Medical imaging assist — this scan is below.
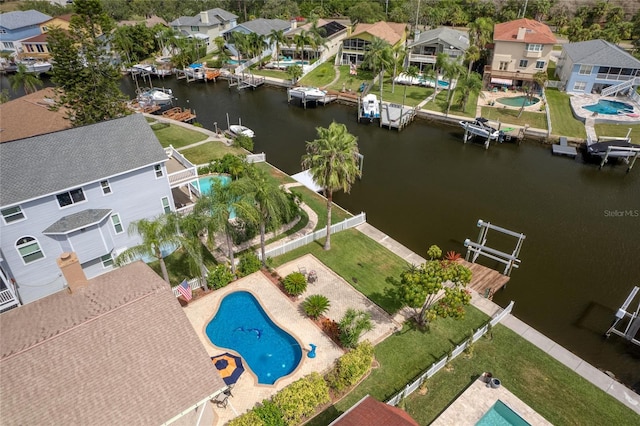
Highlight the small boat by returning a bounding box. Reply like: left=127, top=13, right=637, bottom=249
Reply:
left=289, top=86, right=327, bottom=101
left=229, top=125, right=255, bottom=138
left=16, top=58, right=52, bottom=74
left=361, top=93, right=380, bottom=119
left=137, top=87, right=174, bottom=105
left=183, top=63, right=205, bottom=80
left=459, top=117, right=504, bottom=140
left=586, top=140, right=636, bottom=158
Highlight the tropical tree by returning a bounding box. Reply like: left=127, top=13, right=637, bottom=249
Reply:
left=247, top=32, right=265, bottom=58
left=268, top=29, right=287, bottom=68
left=464, top=45, right=481, bottom=76
left=10, top=64, right=43, bottom=94
left=287, top=64, right=303, bottom=83
left=441, top=59, right=465, bottom=115
left=115, top=214, right=180, bottom=284
left=517, top=70, right=548, bottom=118
left=362, top=36, right=391, bottom=81
left=301, top=122, right=361, bottom=251
left=455, top=71, right=483, bottom=113
left=338, top=308, right=373, bottom=348
left=403, top=65, right=420, bottom=105
left=293, top=30, right=311, bottom=61
left=168, top=212, right=209, bottom=289
left=233, top=32, right=251, bottom=62
left=389, top=42, right=406, bottom=94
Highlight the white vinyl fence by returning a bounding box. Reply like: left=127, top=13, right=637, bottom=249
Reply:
left=171, top=277, right=203, bottom=298
left=385, top=301, right=515, bottom=406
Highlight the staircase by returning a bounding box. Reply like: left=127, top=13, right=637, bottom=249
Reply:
left=601, top=77, right=640, bottom=97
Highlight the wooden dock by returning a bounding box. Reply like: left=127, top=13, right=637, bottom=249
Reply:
left=228, top=73, right=265, bottom=90
left=552, top=136, right=578, bottom=158
left=161, top=107, right=196, bottom=123
left=458, top=259, right=510, bottom=299
left=380, top=103, right=416, bottom=130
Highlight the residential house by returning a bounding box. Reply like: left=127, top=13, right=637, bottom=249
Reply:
left=329, top=395, right=420, bottom=426
left=170, top=8, right=238, bottom=53
left=485, top=18, right=556, bottom=88
left=0, top=10, right=51, bottom=55
left=281, top=19, right=349, bottom=63
left=0, top=260, right=227, bottom=424
left=555, top=39, right=640, bottom=96
left=407, top=27, right=469, bottom=72
left=18, top=14, right=72, bottom=61
left=340, top=21, right=407, bottom=66
left=223, top=18, right=291, bottom=59
left=0, top=114, right=199, bottom=307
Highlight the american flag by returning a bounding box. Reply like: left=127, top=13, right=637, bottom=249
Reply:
left=177, top=279, right=192, bottom=301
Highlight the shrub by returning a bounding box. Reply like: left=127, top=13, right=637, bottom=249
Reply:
left=237, top=252, right=262, bottom=277
left=302, top=294, right=330, bottom=320
left=427, top=244, right=442, bottom=260
left=327, top=341, right=374, bottom=392
left=228, top=410, right=264, bottom=426
left=272, top=372, right=330, bottom=425
left=338, top=308, right=374, bottom=349
left=253, top=400, right=285, bottom=426
left=192, top=122, right=203, bottom=127
left=282, top=272, right=307, bottom=296
left=207, top=264, right=235, bottom=289
left=234, top=134, right=254, bottom=151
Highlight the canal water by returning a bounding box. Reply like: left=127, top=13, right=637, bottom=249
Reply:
left=3, top=74, right=639, bottom=390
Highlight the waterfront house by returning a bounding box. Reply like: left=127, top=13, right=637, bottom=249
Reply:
left=555, top=39, right=640, bottom=95
left=169, top=8, right=238, bottom=53
left=222, top=18, right=291, bottom=60
left=484, top=18, right=556, bottom=88
left=407, top=27, right=469, bottom=72
left=0, top=260, right=226, bottom=424
left=17, top=14, right=71, bottom=61
left=0, top=114, right=199, bottom=307
left=340, top=21, right=407, bottom=66
left=0, top=10, right=51, bottom=56
left=281, top=19, right=349, bottom=63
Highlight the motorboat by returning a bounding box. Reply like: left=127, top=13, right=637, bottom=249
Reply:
left=16, top=58, right=52, bottom=74
left=586, top=140, right=637, bottom=158
left=288, top=86, right=327, bottom=101
left=229, top=125, right=255, bottom=138
left=459, top=117, right=504, bottom=140
left=130, top=63, right=172, bottom=77
left=137, top=87, right=174, bottom=106
left=183, top=63, right=205, bottom=80
left=361, top=93, right=380, bottom=119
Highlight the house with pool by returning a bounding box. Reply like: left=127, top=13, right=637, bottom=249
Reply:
left=280, top=19, right=349, bottom=65
left=406, top=27, right=469, bottom=73
left=169, top=8, right=238, bottom=54
left=339, top=21, right=407, bottom=66
left=0, top=114, right=200, bottom=308
left=222, top=18, right=291, bottom=61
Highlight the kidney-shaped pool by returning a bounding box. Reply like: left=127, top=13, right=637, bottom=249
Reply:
left=206, top=291, right=303, bottom=385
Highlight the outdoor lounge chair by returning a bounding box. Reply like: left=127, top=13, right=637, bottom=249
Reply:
left=298, top=266, right=307, bottom=277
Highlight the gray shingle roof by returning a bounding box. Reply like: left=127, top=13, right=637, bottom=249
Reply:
left=237, top=18, right=290, bottom=36
left=0, top=114, right=167, bottom=207
left=43, top=208, right=112, bottom=234
left=562, top=39, right=640, bottom=69
left=0, top=10, right=51, bottom=30
left=409, top=27, right=469, bottom=50
left=169, top=7, right=237, bottom=27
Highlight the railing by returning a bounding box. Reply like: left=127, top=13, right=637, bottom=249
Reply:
left=0, top=289, right=20, bottom=312
left=236, top=49, right=272, bottom=75
left=385, top=301, right=515, bottom=406
left=167, top=145, right=197, bottom=170
left=596, top=74, right=636, bottom=82
left=171, top=277, right=203, bottom=297
left=301, top=59, right=324, bottom=77
left=524, top=50, right=542, bottom=58
left=168, top=169, right=197, bottom=185
left=601, top=77, right=640, bottom=97
left=246, top=153, right=266, bottom=163
left=408, top=53, right=437, bottom=63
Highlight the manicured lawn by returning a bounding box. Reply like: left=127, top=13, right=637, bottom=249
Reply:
left=151, top=123, right=208, bottom=149
left=179, top=142, right=247, bottom=165
left=287, top=186, right=352, bottom=230
left=255, top=162, right=297, bottom=184
left=250, top=67, right=292, bottom=80
left=545, top=88, right=587, bottom=138
left=299, top=61, right=336, bottom=88
left=326, top=65, right=374, bottom=93
left=370, top=79, right=434, bottom=107
left=421, top=89, right=479, bottom=118
left=480, top=107, right=548, bottom=129
left=148, top=245, right=217, bottom=286
left=546, top=61, right=558, bottom=81
left=594, top=123, right=640, bottom=144
left=271, top=229, right=408, bottom=314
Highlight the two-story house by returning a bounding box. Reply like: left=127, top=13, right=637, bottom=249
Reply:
left=0, top=10, right=51, bottom=55
left=222, top=18, right=291, bottom=60
left=0, top=114, right=200, bottom=307
left=281, top=19, right=349, bottom=63
left=407, top=27, right=469, bottom=72
left=340, top=21, right=407, bottom=66
left=485, top=18, right=556, bottom=89
left=17, top=14, right=72, bottom=61
left=169, top=8, right=238, bottom=53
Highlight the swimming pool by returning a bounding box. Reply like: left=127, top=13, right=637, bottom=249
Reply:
left=198, top=175, right=231, bottom=194
left=496, top=96, right=540, bottom=107
left=583, top=99, right=634, bottom=115
left=206, top=291, right=303, bottom=385
left=476, top=400, right=531, bottom=426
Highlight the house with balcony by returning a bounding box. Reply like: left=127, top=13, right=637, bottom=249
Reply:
left=340, top=21, right=407, bottom=66
left=0, top=10, right=51, bottom=55
left=169, top=8, right=238, bottom=53
left=222, top=18, right=291, bottom=61
left=0, top=113, right=200, bottom=307
left=555, top=39, right=640, bottom=96
left=407, top=27, right=469, bottom=72
left=281, top=19, right=349, bottom=63
left=484, top=18, right=556, bottom=89
left=17, top=14, right=72, bottom=61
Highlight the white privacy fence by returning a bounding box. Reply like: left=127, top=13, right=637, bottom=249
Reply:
left=171, top=277, right=203, bottom=298
left=385, top=301, right=515, bottom=406
left=246, top=152, right=266, bottom=163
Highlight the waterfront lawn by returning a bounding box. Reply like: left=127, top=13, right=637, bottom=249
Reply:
left=148, top=245, right=217, bottom=286
left=479, top=107, right=548, bottom=129
left=420, top=89, right=479, bottom=118
left=288, top=186, right=352, bottom=229
left=594, top=123, right=640, bottom=143
left=299, top=61, right=336, bottom=88
left=404, top=325, right=638, bottom=426
left=271, top=229, right=407, bottom=314
left=180, top=142, right=247, bottom=165
left=152, top=123, right=208, bottom=149
left=250, top=67, right=290, bottom=80
left=545, top=88, right=587, bottom=138
left=255, top=162, right=297, bottom=184
left=326, top=66, right=374, bottom=93
left=369, top=80, right=434, bottom=107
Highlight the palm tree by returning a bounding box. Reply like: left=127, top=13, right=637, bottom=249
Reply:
left=293, top=30, right=311, bottom=61
left=301, top=122, right=361, bottom=251
left=442, top=59, right=465, bottom=116
left=247, top=32, right=265, bottom=59
left=10, top=64, right=43, bottom=94
left=518, top=70, right=548, bottom=118
left=168, top=212, right=209, bottom=289
left=389, top=43, right=406, bottom=94
left=115, top=214, right=180, bottom=284
left=455, top=71, right=483, bottom=113
left=403, top=66, right=420, bottom=105
left=287, top=64, right=303, bottom=84
left=233, top=32, right=250, bottom=62
left=464, top=45, right=480, bottom=76
left=362, top=36, right=391, bottom=81
left=268, top=29, right=287, bottom=68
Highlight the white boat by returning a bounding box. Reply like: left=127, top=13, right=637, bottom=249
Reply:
left=289, top=86, right=327, bottom=101
left=130, top=63, right=172, bottom=77
left=361, top=93, right=380, bottom=119
left=459, top=117, right=503, bottom=140
left=137, top=87, right=173, bottom=105
left=183, top=63, right=205, bottom=80
left=17, top=58, right=52, bottom=74
left=229, top=125, right=255, bottom=138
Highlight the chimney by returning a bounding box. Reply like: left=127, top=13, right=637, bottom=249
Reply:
left=290, top=19, right=297, bottom=30
left=57, top=252, right=88, bottom=293
left=516, top=27, right=527, bottom=40
left=200, top=11, right=209, bottom=25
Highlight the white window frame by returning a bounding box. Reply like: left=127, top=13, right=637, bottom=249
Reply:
left=154, top=164, right=164, bottom=178
left=111, top=214, right=124, bottom=234
left=101, top=253, right=114, bottom=268
left=526, top=43, right=543, bottom=52
left=16, top=236, right=45, bottom=265
left=1, top=205, right=26, bottom=224
left=100, top=180, right=112, bottom=195
left=578, top=65, right=593, bottom=75
left=57, top=188, right=86, bottom=208
left=161, top=196, right=171, bottom=214
left=518, top=59, right=528, bottom=68
left=3, top=41, right=14, bottom=49
left=535, top=60, right=545, bottom=69
left=573, top=81, right=587, bottom=91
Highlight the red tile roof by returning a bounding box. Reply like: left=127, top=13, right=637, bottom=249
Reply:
left=330, top=395, right=420, bottom=426
left=493, top=18, right=556, bottom=44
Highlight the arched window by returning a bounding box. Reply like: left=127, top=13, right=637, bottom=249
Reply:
left=16, top=236, right=44, bottom=264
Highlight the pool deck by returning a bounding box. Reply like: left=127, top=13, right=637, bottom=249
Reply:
left=569, top=94, right=640, bottom=124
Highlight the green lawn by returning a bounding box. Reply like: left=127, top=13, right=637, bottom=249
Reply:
left=325, top=65, right=374, bottom=93
left=480, top=107, right=548, bottom=129
left=148, top=245, right=217, bottom=286
left=272, top=229, right=408, bottom=314
left=250, top=67, right=292, bottom=80
left=255, top=162, right=297, bottom=185
left=594, top=123, right=640, bottom=143
left=179, top=142, right=247, bottom=165
left=370, top=79, right=434, bottom=107
left=299, top=61, right=337, bottom=88
left=151, top=123, right=208, bottom=149
left=421, top=89, right=479, bottom=118
left=545, top=88, right=587, bottom=138
left=287, top=186, right=352, bottom=230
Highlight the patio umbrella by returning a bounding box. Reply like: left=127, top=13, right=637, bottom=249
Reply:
left=211, top=353, right=245, bottom=386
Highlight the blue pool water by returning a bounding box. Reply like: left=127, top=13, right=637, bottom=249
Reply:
left=476, top=400, right=531, bottom=426
left=206, top=291, right=303, bottom=385
left=583, top=99, right=634, bottom=115
left=198, top=175, right=231, bottom=194
left=497, top=96, right=540, bottom=107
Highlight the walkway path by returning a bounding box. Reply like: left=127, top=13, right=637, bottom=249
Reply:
left=355, top=222, right=640, bottom=414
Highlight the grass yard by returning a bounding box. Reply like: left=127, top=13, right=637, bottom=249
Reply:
left=594, top=123, right=640, bottom=143
left=421, top=89, right=479, bottom=118
left=370, top=79, right=434, bottom=107
left=180, top=142, right=247, bottom=165
left=326, top=65, right=374, bottom=93
left=254, top=162, right=297, bottom=184
left=250, top=67, right=292, bottom=80
left=272, top=229, right=408, bottom=314
left=299, top=61, right=337, bottom=88
left=148, top=245, right=217, bottom=286
left=151, top=123, right=208, bottom=149
left=287, top=186, right=352, bottom=230
left=545, top=88, right=587, bottom=138
left=480, top=107, right=548, bottom=129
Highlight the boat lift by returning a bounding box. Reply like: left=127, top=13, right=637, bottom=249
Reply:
left=464, top=219, right=525, bottom=277
left=605, top=286, right=640, bottom=346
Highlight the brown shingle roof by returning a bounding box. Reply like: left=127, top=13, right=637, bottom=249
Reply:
left=0, top=262, right=225, bottom=425
left=330, top=395, right=420, bottom=426
left=351, top=21, right=406, bottom=45
left=493, top=18, right=556, bottom=44
left=0, top=88, right=71, bottom=143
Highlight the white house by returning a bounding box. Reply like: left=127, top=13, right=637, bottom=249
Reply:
left=169, top=8, right=238, bottom=53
